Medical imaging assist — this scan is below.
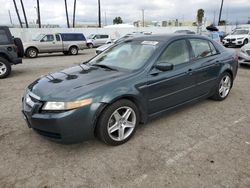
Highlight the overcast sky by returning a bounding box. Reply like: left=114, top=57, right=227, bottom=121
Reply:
left=1, top=0, right=249, bottom=26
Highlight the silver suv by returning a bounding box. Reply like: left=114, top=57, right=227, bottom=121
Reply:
left=86, top=34, right=112, bottom=48
left=24, top=33, right=87, bottom=58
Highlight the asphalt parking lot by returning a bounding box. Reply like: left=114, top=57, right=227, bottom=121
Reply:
left=0, top=49, right=250, bottom=188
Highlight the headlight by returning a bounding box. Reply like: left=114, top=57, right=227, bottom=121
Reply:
left=43, top=98, right=92, bottom=111
left=237, top=37, right=244, bottom=40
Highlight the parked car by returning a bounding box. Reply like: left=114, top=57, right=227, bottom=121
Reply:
left=174, top=30, right=195, bottom=34
left=238, top=43, right=250, bottom=65
left=222, top=29, right=250, bottom=47
left=96, top=32, right=152, bottom=54
left=22, top=34, right=238, bottom=145
left=0, top=26, right=23, bottom=79
left=86, top=34, right=112, bottom=48
left=24, top=33, right=86, bottom=58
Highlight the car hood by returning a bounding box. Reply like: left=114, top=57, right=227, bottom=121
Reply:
left=224, top=34, right=248, bottom=39
left=28, top=64, right=127, bottom=101
left=96, top=43, right=113, bottom=51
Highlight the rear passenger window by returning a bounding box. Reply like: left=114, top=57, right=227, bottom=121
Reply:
left=157, top=40, right=190, bottom=66
left=189, top=39, right=217, bottom=60
left=0, top=29, right=9, bottom=44
left=55, top=34, right=60, bottom=41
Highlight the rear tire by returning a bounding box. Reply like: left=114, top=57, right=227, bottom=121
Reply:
left=26, top=47, right=38, bottom=58
left=96, top=99, right=139, bottom=146
left=69, top=46, right=78, bottom=55
left=0, top=57, right=11, bottom=79
left=243, top=39, right=248, bottom=46
left=211, top=72, right=232, bottom=101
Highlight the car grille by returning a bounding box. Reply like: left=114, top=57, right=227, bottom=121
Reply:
left=34, top=128, right=62, bottom=139
left=227, top=38, right=236, bottom=42
left=246, top=50, right=250, bottom=56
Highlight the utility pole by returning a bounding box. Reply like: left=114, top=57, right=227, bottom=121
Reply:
left=98, top=0, right=101, bottom=27
left=64, top=0, right=70, bottom=28
left=37, top=0, right=41, bottom=28
left=142, top=9, right=144, bottom=27
left=8, top=10, right=13, bottom=25
left=20, top=0, right=28, bottom=28
left=13, top=0, right=23, bottom=28
left=218, top=0, right=224, bottom=25
left=73, top=0, right=76, bottom=28
left=105, top=11, right=107, bottom=26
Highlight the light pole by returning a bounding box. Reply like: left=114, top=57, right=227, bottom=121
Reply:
left=142, top=9, right=144, bottom=27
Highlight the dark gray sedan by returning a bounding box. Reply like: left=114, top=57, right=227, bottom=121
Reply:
left=22, top=34, right=238, bottom=145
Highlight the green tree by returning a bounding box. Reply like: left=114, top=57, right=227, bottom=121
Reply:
left=113, top=17, right=123, bottom=24
left=197, top=9, right=204, bottom=26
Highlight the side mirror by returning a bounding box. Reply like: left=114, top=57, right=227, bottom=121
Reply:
left=155, top=63, right=173, bottom=72
left=40, top=39, right=44, bottom=42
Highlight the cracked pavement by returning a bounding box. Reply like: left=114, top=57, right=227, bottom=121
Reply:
left=0, top=49, right=249, bottom=188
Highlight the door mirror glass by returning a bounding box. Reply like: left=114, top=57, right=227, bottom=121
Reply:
left=155, top=63, right=173, bottom=71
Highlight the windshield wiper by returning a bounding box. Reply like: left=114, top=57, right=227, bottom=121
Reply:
left=91, top=64, right=117, bottom=71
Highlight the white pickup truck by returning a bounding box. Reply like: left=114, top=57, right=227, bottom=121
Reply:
left=24, top=33, right=87, bottom=58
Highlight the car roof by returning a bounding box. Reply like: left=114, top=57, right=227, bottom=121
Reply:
left=132, top=34, right=209, bottom=42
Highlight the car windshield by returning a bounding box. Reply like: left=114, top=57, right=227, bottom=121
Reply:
left=232, top=30, right=249, bottom=35
left=33, top=34, right=45, bottom=41
left=87, top=34, right=95, bottom=39
left=88, top=40, right=160, bottom=71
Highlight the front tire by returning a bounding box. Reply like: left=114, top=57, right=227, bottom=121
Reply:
left=0, top=57, right=11, bottom=79
left=26, top=47, right=38, bottom=58
left=96, top=99, right=139, bottom=146
left=87, top=43, right=94, bottom=48
left=211, top=72, right=232, bottom=101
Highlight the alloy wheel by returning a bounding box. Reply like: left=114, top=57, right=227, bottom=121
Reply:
left=0, top=62, right=7, bottom=76
left=107, top=106, right=136, bottom=141
left=219, top=75, right=231, bottom=98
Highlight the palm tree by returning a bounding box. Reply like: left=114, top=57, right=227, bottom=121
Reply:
left=98, top=0, right=101, bottom=27
left=64, top=0, right=70, bottom=28
left=197, top=9, right=204, bottom=26
left=37, top=0, right=41, bottom=28
left=218, top=0, right=224, bottom=25
left=13, top=0, right=23, bottom=28
left=20, top=0, right=28, bottom=28
left=73, top=0, right=76, bottom=27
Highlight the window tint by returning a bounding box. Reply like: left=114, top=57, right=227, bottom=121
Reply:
left=95, top=35, right=101, bottom=39
left=55, top=34, right=60, bottom=41
left=61, top=34, right=85, bottom=41
left=101, top=35, right=109, bottom=39
left=189, top=39, right=217, bottom=59
left=42, top=35, right=54, bottom=42
left=0, top=29, right=9, bottom=43
left=157, top=40, right=189, bottom=65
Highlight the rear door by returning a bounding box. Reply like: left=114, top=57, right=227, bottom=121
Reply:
left=188, top=38, right=222, bottom=96
left=50, top=34, right=63, bottom=52
left=146, top=39, right=197, bottom=115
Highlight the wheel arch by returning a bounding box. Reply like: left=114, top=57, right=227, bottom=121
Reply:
left=0, top=52, right=11, bottom=62
left=93, top=95, right=148, bottom=135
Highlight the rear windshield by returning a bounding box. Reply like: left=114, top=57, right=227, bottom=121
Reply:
left=0, top=29, right=10, bottom=44
left=61, top=34, right=86, bottom=41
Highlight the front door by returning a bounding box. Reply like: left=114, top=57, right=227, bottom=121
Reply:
left=146, top=39, right=196, bottom=115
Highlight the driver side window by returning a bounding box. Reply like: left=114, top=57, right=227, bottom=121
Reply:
left=156, top=40, right=190, bottom=66
left=41, top=35, right=54, bottom=42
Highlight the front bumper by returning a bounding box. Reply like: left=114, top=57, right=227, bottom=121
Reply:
left=22, top=95, right=102, bottom=144
left=238, top=51, right=250, bottom=65
left=223, top=39, right=244, bottom=46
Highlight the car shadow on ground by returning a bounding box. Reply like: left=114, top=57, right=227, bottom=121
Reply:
left=23, top=51, right=93, bottom=59
left=239, top=64, right=250, bottom=69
